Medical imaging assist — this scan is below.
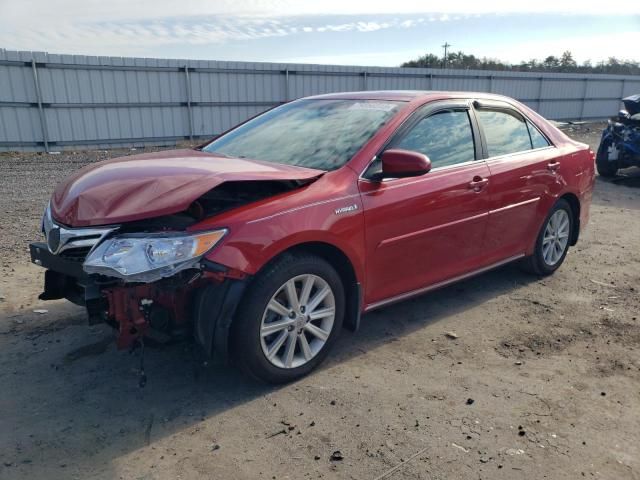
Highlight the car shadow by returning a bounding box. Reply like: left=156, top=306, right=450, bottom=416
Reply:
left=0, top=262, right=539, bottom=479
left=599, top=166, right=640, bottom=189
left=330, top=264, right=537, bottom=368
left=593, top=169, right=640, bottom=212
left=611, top=167, right=640, bottom=188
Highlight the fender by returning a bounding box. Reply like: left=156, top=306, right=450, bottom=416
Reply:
left=193, top=170, right=367, bottom=284
left=213, top=228, right=365, bottom=279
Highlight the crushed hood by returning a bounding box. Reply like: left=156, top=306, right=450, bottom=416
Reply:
left=51, top=149, right=324, bottom=227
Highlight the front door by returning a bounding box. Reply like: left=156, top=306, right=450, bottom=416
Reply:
left=359, top=102, right=491, bottom=307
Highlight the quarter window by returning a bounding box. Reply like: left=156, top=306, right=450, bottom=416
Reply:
left=476, top=109, right=532, bottom=157
left=393, top=110, right=476, bottom=168
left=527, top=120, right=550, bottom=149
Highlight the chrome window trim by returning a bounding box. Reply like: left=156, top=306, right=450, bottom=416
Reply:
left=483, top=145, right=557, bottom=163
left=360, top=144, right=556, bottom=187
left=358, top=158, right=485, bottom=188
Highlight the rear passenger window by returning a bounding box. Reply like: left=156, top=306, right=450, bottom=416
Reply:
left=393, top=110, right=475, bottom=168
left=527, top=120, right=550, bottom=149
left=476, top=109, right=531, bottom=157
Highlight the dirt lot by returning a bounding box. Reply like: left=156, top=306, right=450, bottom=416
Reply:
left=1, top=124, right=639, bottom=480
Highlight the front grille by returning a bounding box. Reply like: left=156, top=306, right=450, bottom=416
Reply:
left=42, top=207, right=117, bottom=259
left=58, top=246, right=92, bottom=263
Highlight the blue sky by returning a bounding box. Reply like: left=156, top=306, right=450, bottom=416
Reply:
left=1, top=0, right=639, bottom=66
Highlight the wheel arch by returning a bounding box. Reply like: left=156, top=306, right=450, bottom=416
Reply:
left=256, top=241, right=362, bottom=332
left=559, top=192, right=580, bottom=245
left=197, top=240, right=363, bottom=364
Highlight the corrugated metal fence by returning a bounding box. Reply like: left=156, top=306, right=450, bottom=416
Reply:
left=1, top=49, right=640, bottom=152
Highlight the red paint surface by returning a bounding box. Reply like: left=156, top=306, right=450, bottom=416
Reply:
left=380, top=149, right=432, bottom=176
left=50, top=149, right=323, bottom=227
left=51, top=91, right=595, bottom=314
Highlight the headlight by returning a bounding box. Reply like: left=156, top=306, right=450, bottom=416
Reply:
left=83, top=229, right=227, bottom=282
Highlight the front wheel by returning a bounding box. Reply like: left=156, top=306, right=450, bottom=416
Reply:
left=520, top=199, right=574, bottom=276
left=231, top=253, right=345, bottom=384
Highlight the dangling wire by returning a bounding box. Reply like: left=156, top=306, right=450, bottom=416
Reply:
left=138, top=336, right=147, bottom=388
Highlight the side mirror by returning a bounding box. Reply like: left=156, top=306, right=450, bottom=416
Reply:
left=380, top=149, right=432, bottom=179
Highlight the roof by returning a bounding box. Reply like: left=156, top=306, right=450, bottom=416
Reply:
left=306, top=90, right=513, bottom=103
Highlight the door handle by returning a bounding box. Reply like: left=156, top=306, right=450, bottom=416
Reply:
left=469, top=176, right=489, bottom=192
left=547, top=161, right=560, bottom=172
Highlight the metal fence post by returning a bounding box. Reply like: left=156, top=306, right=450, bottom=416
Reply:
left=183, top=66, right=194, bottom=141
left=284, top=68, right=289, bottom=102
left=579, top=78, right=588, bottom=120
left=489, top=75, right=494, bottom=93
left=428, top=73, right=433, bottom=90
left=362, top=71, right=367, bottom=90
left=30, top=59, right=49, bottom=152
left=537, top=77, right=544, bottom=113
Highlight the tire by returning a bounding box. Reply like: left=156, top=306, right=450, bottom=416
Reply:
left=596, top=138, right=618, bottom=178
left=231, top=253, right=345, bottom=384
left=520, top=199, right=574, bottom=276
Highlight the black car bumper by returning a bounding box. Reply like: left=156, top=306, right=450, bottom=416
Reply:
left=30, top=242, right=86, bottom=278
left=30, top=242, right=94, bottom=306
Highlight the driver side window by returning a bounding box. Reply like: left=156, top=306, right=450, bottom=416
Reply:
left=393, top=109, right=476, bottom=169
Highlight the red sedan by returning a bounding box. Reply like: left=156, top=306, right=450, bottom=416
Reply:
left=30, top=91, right=595, bottom=383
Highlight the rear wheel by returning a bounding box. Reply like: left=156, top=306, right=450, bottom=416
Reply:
left=521, top=199, right=574, bottom=276
left=231, top=253, right=344, bottom=384
left=596, top=138, right=619, bottom=177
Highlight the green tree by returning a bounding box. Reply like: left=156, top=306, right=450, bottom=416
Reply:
left=400, top=51, right=640, bottom=75
left=542, top=56, right=560, bottom=70
left=560, top=51, right=577, bottom=71
left=401, top=53, right=441, bottom=68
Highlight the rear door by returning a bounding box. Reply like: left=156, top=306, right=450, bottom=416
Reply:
left=359, top=100, right=491, bottom=307
left=473, top=100, right=560, bottom=263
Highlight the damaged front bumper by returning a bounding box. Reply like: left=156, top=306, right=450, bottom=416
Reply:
left=30, top=241, right=249, bottom=361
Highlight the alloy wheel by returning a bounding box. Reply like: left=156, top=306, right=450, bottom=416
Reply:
left=259, top=274, right=336, bottom=369
left=541, top=209, right=570, bottom=266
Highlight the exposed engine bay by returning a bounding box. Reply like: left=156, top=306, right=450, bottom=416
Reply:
left=119, top=179, right=314, bottom=231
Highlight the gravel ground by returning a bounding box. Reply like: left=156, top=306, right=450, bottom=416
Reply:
left=1, top=123, right=639, bottom=479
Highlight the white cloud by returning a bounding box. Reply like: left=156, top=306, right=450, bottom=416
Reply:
left=0, top=13, right=434, bottom=53
left=0, top=0, right=637, bottom=63
left=2, top=0, right=639, bottom=25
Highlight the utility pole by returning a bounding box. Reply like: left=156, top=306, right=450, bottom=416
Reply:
left=442, top=42, right=452, bottom=68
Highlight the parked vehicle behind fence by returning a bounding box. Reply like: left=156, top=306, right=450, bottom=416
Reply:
left=30, top=91, right=595, bottom=383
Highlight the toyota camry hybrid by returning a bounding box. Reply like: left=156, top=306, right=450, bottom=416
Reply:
left=30, top=91, right=595, bottom=383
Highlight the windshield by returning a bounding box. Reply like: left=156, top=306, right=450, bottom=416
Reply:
left=203, top=99, right=403, bottom=171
